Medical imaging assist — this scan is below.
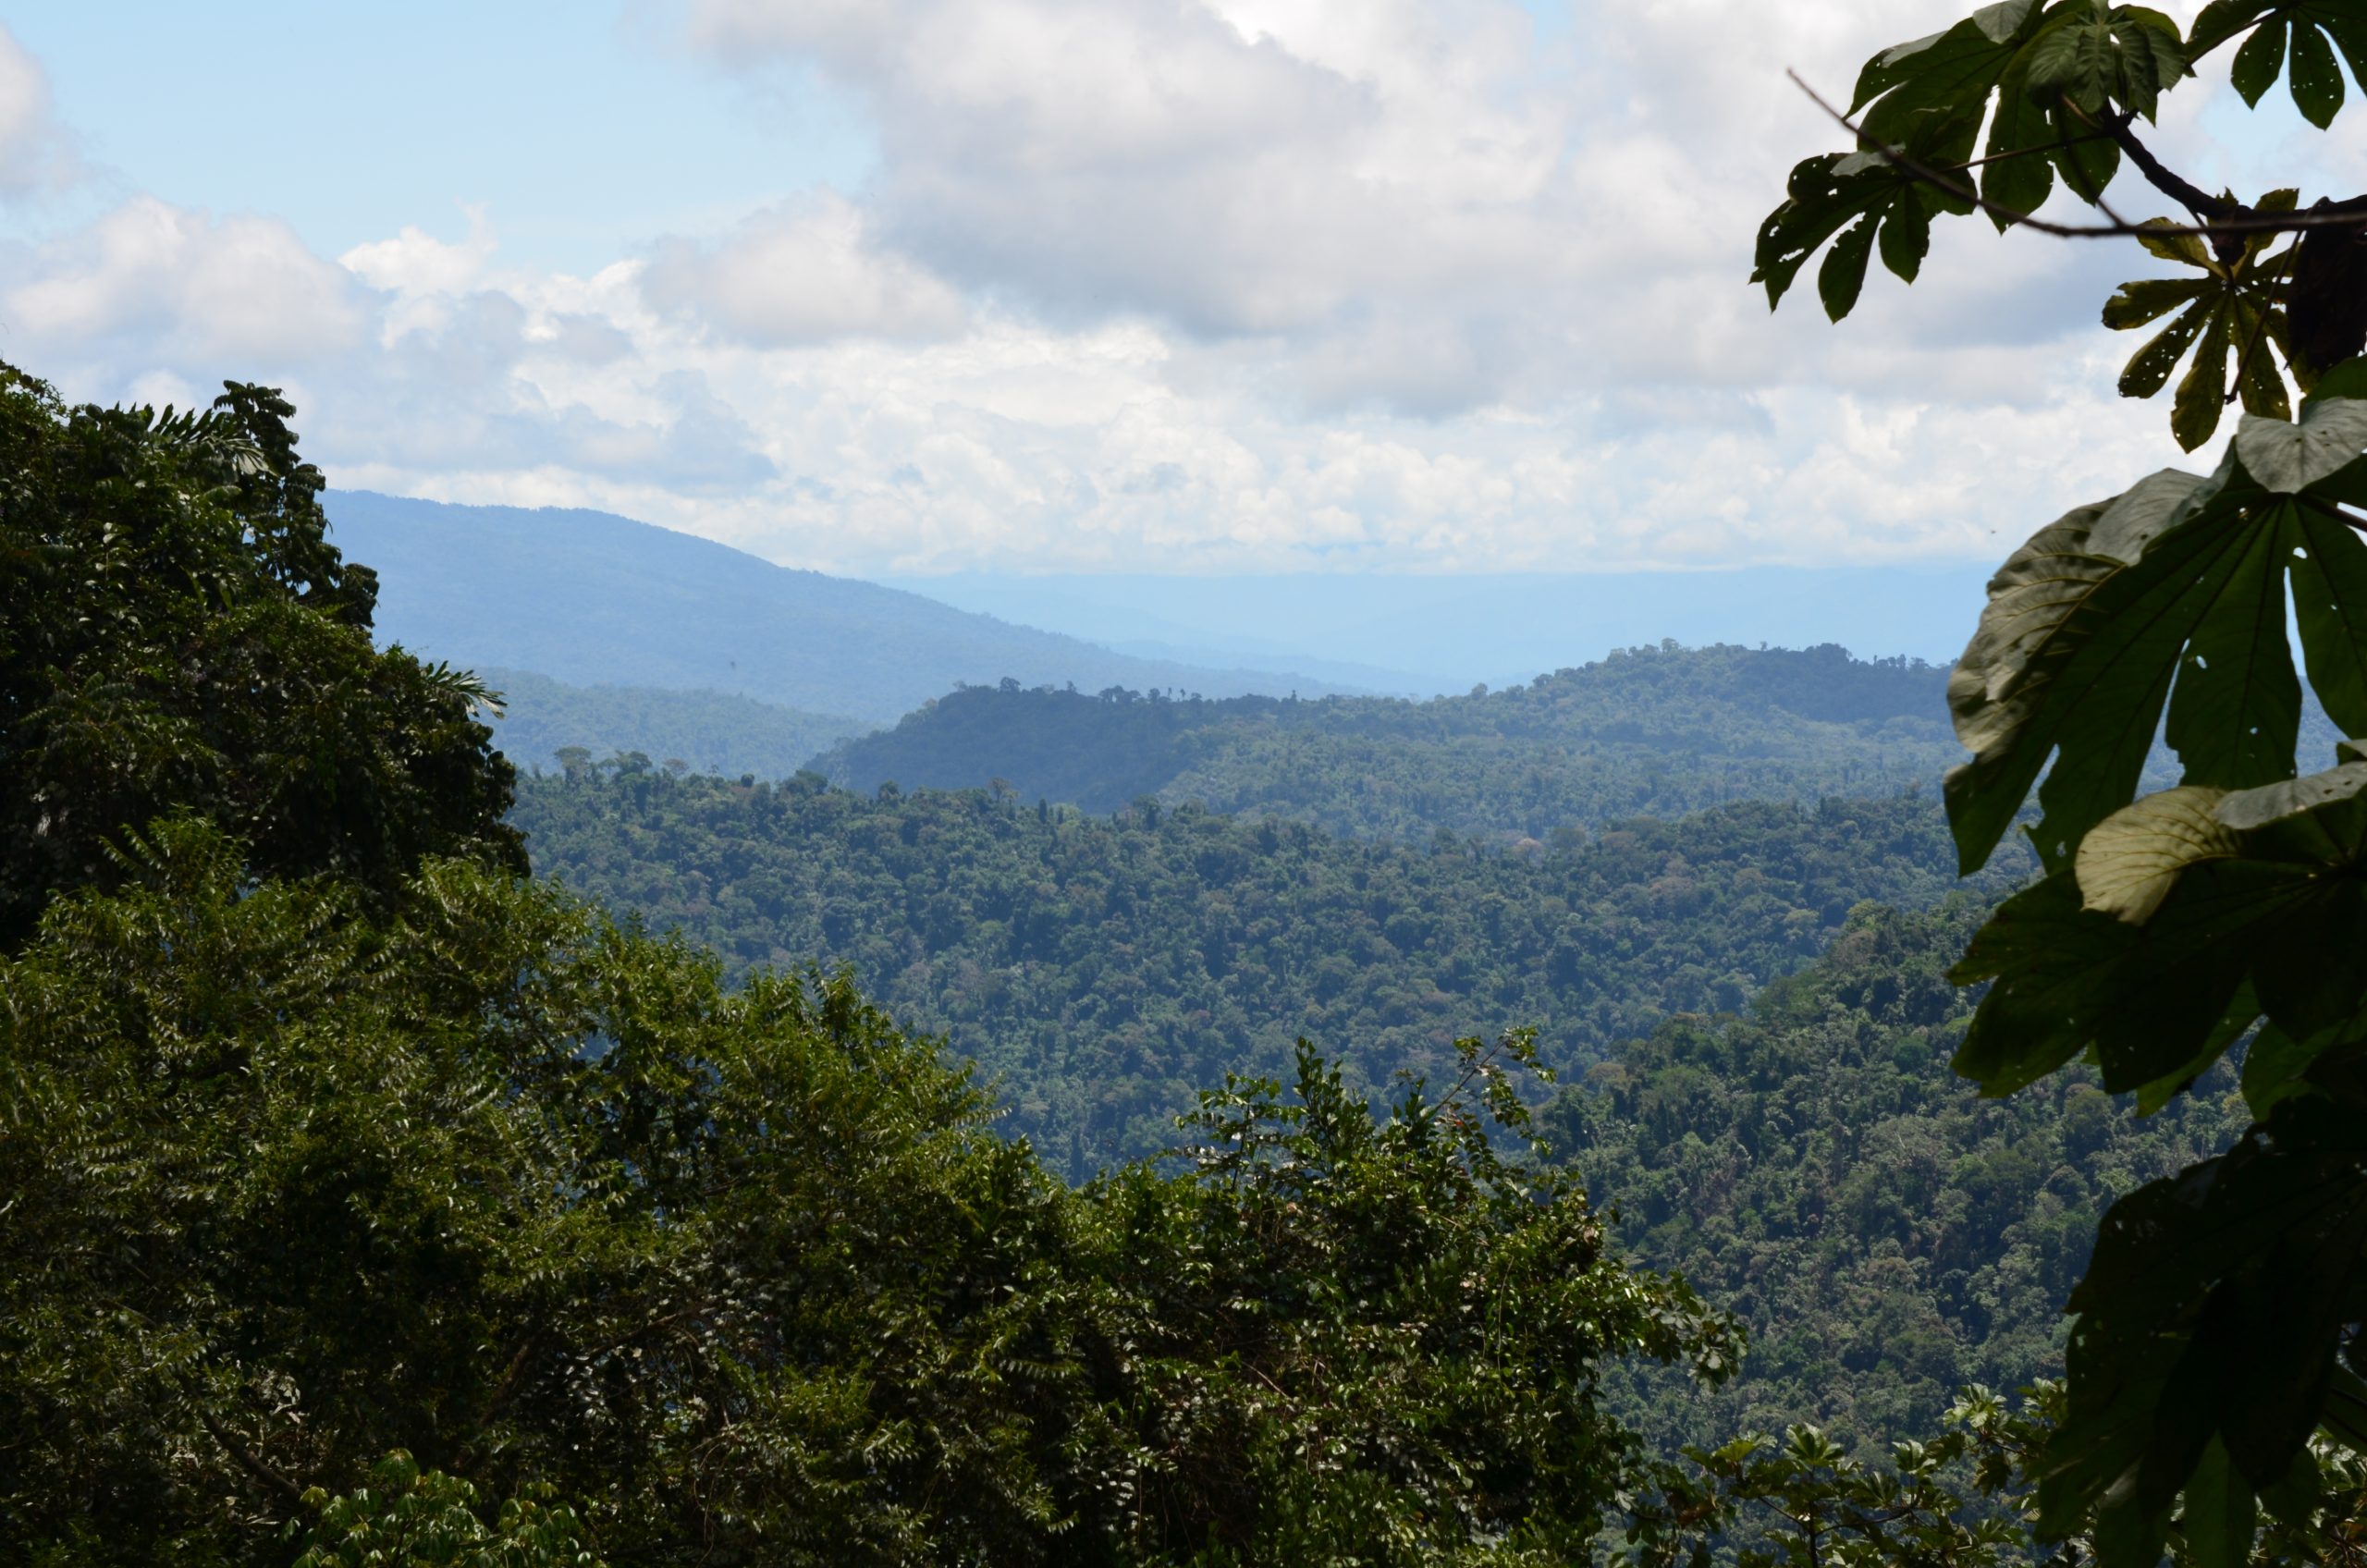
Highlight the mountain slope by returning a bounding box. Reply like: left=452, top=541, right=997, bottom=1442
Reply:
left=816, top=642, right=1964, bottom=839
left=325, top=491, right=1360, bottom=722
left=479, top=668, right=865, bottom=780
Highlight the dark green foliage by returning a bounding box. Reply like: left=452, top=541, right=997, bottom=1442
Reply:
left=817, top=643, right=1961, bottom=841
left=0, top=823, right=1732, bottom=1566
left=512, top=770, right=2002, bottom=1176
left=1766, top=1, right=2367, bottom=1555
left=1936, top=392, right=2367, bottom=1555
left=473, top=667, right=865, bottom=782
left=0, top=365, right=521, bottom=949
left=1544, top=900, right=2246, bottom=1457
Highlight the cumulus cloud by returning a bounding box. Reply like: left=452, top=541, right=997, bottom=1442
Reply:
left=3, top=196, right=368, bottom=367
left=641, top=193, right=966, bottom=345
left=0, top=25, right=80, bottom=198
left=341, top=206, right=498, bottom=299
left=1, top=1, right=2345, bottom=583
left=672, top=0, right=2290, bottom=418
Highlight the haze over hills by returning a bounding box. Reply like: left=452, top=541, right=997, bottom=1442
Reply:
left=325, top=491, right=1366, bottom=724
left=477, top=668, right=866, bottom=780
left=889, top=568, right=1994, bottom=692
left=816, top=642, right=1965, bottom=839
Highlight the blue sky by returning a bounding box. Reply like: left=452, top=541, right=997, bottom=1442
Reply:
left=9, top=2, right=871, bottom=274
left=0, top=1, right=2354, bottom=579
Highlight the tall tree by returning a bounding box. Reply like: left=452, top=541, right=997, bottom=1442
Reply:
left=0, top=364, right=521, bottom=949
left=1761, top=5, right=2367, bottom=1562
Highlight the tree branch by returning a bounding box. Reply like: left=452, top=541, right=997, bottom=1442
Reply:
left=1787, top=71, right=2367, bottom=244
left=2300, top=496, right=2367, bottom=538
left=192, top=1402, right=309, bottom=1513
left=2079, top=105, right=2250, bottom=263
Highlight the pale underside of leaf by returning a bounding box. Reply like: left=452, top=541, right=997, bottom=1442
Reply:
left=2232, top=398, right=2367, bottom=493
left=2078, top=785, right=2239, bottom=923
left=1947, top=468, right=2221, bottom=870
left=2214, top=758, right=2367, bottom=829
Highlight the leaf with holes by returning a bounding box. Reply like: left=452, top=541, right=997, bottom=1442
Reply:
left=1945, top=401, right=2367, bottom=875
left=2103, top=195, right=2300, bottom=449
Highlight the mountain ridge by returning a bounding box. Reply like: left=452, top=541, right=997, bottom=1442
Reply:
left=325, top=490, right=1367, bottom=722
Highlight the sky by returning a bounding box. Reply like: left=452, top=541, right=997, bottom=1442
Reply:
left=0, top=0, right=2356, bottom=580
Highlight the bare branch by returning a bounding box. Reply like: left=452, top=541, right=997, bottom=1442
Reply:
left=1786, top=71, right=2367, bottom=244
left=191, top=1403, right=309, bottom=1512
left=1949, top=132, right=2110, bottom=174
left=2300, top=496, right=2367, bottom=538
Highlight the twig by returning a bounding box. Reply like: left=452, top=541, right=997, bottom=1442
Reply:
left=192, top=1403, right=309, bottom=1511
left=2050, top=100, right=2138, bottom=231
left=1949, top=131, right=2111, bottom=173
left=2300, top=496, right=2367, bottom=538
left=2225, top=242, right=2301, bottom=408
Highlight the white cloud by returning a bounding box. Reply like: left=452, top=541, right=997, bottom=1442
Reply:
left=341, top=205, right=497, bottom=298
left=640, top=193, right=966, bottom=345
left=0, top=24, right=80, bottom=198
left=3, top=196, right=368, bottom=365
left=0, top=1, right=2346, bottom=585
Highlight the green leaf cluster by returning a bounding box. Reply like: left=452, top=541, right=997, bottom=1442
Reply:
left=1938, top=393, right=2367, bottom=1555
left=2194, top=2, right=2367, bottom=126
left=0, top=364, right=523, bottom=949
left=2103, top=192, right=2300, bottom=451
left=0, top=822, right=1734, bottom=1566
left=1758, top=1, right=2367, bottom=443
left=1754, top=1, right=2192, bottom=321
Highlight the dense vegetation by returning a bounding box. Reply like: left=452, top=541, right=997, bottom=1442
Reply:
left=6, top=820, right=1739, bottom=1567
left=816, top=643, right=1963, bottom=840
left=479, top=666, right=865, bottom=781
left=1759, top=0, right=2367, bottom=1556
left=327, top=489, right=1355, bottom=724
left=1545, top=900, right=2247, bottom=1462
left=1, top=361, right=1785, bottom=1568
left=511, top=766, right=2008, bottom=1175
left=0, top=368, right=521, bottom=949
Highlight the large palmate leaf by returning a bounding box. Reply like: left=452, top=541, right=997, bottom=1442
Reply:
left=2033, top=1091, right=2367, bottom=1562
left=1945, top=398, right=2367, bottom=875
left=2191, top=1, right=2367, bottom=126
left=2103, top=191, right=2300, bottom=451
left=1953, top=758, right=2367, bottom=1562
left=1952, top=754, right=2367, bottom=1096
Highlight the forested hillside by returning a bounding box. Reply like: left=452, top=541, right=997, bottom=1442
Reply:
left=1543, top=901, right=2246, bottom=1463
left=479, top=668, right=866, bottom=780
left=8, top=362, right=1761, bottom=1567
left=511, top=766, right=2012, bottom=1174
left=816, top=642, right=1963, bottom=839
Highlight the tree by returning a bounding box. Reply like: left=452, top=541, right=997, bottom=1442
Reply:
left=1761, top=5, right=2367, bottom=1562
left=0, top=821, right=1736, bottom=1566
left=0, top=365, right=522, bottom=949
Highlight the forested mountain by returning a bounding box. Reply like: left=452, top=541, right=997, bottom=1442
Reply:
left=816, top=642, right=1963, bottom=839
left=1542, top=901, right=2245, bottom=1463
left=479, top=668, right=866, bottom=780
left=9, top=362, right=1759, bottom=1567
left=326, top=490, right=1359, bottom=722
left=511, top=766, right=2013, bottom=1176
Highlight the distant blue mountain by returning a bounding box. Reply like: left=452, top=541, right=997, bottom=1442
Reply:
left=325, top=492, right=1365, bottom=723
left=886, top=567, right=1995, bottom=693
